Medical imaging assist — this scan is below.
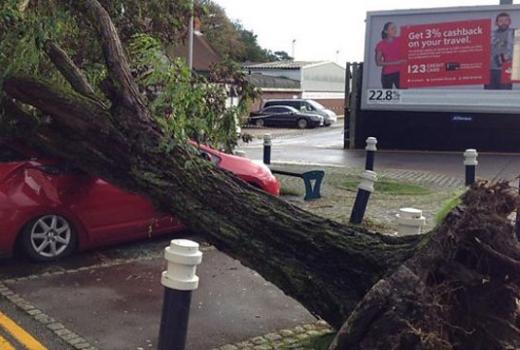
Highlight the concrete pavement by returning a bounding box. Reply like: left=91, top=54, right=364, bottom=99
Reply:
left=240, top=121, right=520, bottom=182
left=0, top=235, right=315, bottom=350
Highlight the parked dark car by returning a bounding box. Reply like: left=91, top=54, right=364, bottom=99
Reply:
left=262, top=99, right=337, bottom=126
left=249, top=106, right=324, bottom=129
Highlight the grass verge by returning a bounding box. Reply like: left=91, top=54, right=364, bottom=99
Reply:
left=283, top=333, right=336, bottom=350
left=341, top=175, right=430, bottom=195
left=280, top=184, right=303, bottom=197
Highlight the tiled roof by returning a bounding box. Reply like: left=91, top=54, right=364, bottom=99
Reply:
left=243, top=60, right=327, bottom=70
left=170, top=34, right=222, bottom=71
left=245, top=74, right=301, bottom=89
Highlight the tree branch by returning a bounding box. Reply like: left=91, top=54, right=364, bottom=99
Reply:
left=77, top=0, right=152, bottom=125
left=3, top=76, right=110, bottom=134
left=44, top=41, right=97, bottom=99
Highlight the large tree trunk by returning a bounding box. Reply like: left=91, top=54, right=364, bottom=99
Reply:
left=2, top=1, right=520, bottom=348
left=2, top=74, right=423, bottom=330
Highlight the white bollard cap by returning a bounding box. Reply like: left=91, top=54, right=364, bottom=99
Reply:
left=365, top=137, right=378, bottom=152
left=358, top=170, right=377, bottom=193
left=161, top=239, right=203, bottom=291
left=396, top=208, right=425, bottom=236
left=463, top=149, right=478, bottom=166
left=263, top=133, right=272, bottom=145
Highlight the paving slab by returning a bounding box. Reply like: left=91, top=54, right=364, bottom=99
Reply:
left=6, top=249, right=315, bottom=350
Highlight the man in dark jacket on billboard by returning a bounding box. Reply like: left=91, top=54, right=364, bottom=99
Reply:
left=485, top=12, right=514, bottom=90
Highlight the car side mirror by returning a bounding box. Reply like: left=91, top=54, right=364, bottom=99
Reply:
left=199, top=152, right=211, bottom=162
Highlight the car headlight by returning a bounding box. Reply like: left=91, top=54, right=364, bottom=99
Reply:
left=252, top=160, right=273, bottom=175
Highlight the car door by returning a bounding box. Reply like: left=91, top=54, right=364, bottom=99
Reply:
left=68, top=177, right=157, bottom=244
left=279, top=107, right=298, bottom=126
left=276, top=107, right=297, bottom=127
left=261, top=107, right=284, bottom=126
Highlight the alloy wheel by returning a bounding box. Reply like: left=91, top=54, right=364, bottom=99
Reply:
left=29, top=215, right=72, bottom=259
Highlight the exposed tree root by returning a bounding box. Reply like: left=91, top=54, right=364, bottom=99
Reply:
left=330, top=181, right=520, bottom=349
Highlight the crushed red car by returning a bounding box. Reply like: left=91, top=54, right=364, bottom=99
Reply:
left=0, top=140, right=279, bottom=261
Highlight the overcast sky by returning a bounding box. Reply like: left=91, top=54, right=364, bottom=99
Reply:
left=213, top=0, right=515, bottom=64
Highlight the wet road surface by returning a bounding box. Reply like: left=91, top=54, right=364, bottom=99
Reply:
left=240, top=120, right=520, bottom=181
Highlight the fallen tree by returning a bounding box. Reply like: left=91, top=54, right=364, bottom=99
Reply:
left=2, top=1, right=520, bottom=348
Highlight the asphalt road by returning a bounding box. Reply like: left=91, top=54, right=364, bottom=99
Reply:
left=240, top=120, right=520, bottom=182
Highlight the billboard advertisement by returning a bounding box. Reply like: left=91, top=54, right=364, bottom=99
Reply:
left=361, top=5, right=520, bottom=113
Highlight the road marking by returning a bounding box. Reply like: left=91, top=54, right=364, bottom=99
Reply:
left=0, top=312, right=47, bottom=350
left=0, top=335, right=15, bottom=350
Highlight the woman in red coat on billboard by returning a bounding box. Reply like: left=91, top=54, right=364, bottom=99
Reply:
left=375, top=22, right=404, bottom=89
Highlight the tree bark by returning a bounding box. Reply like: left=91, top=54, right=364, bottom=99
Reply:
left=2, top=1, right=520, bottom=348
left=44, top=41, right=97, bottom=99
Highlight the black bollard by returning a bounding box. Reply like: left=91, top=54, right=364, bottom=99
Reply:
left=350, top=170, right=377, bottom=224
left=463, top=149, right=478, bottom=186
left=365, top=137, right=377, bottom=171
left=516, top=177, right=520, bottom=241
left=158, top=239, right=202, bottom=350
left=263, top=133, right=271, bottom=165
left=158, top=290, right=192, bottom=350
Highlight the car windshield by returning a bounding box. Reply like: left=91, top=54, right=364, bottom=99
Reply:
left=308, top=100, right=326, bottom=110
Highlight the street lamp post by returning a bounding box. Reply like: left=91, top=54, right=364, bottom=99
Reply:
left=188, top=2, right=194, bottom=73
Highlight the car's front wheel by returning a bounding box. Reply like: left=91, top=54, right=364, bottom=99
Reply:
left=21, top=215, right=77, bottom=262
left=255, top=119, right=264, bottom=127
left=297, top=118, right=308, bottom=129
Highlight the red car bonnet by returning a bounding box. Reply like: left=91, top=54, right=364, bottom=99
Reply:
left=0, top=163, right=26, bottom=183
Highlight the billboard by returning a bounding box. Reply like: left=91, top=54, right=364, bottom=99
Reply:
left=361, top=5, right=520, bottom=113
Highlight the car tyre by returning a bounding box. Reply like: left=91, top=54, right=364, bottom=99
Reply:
left=297, top=118, right=308, bottom=129
left=21, top=215, right=77, bottom=262
left=255, top=119, right=264, bottom=128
